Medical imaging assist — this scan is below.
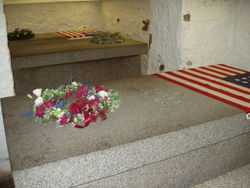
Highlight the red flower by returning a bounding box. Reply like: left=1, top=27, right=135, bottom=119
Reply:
left=99, top=111, right=107, bottom=121
left=89, top=98, right=100, bottom=108
left=69, top=103, right=81, bottom=115
left=75, top=125, right=85, bottom=129
left=95, top=85, right=108, bottom=92
left=76, top=97, right=88, bottom=111
left=41, top=100, right=56, bottom=109
left=84, top=117, right=92, bottom=127
left=65, top=92, right=73, bottom=98
left=92, top=98, right=100, bottom=105
left=90, top=113, right=97, bottom=122
left=76, top=86, right=89, bottom=98
left=59, top=115, right=69, bottom=125
left=35, top=100, right=55, bottom=118
left=35, top=106, right=45, bottom=118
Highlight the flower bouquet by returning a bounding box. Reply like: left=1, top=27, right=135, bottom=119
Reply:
left=8, top=28, right=35, bottom=41
left=91, top=32, right=125, bottom=44
left=27, top=82, right=121, bottom=128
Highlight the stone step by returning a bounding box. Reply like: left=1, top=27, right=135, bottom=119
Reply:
left=10, top=37, right=147, bottom=95
left=193, top=164, right=250, bottom=188
left=2, top=76, right=250, bottom=187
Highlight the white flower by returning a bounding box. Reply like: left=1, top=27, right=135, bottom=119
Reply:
left=98, top=103, right=104, bottom=109
left=72, top=82, right=78, bottom=86
left=87, top=95, right=95, bottom=100
left=27, top=94, right=33, bottom=99
left=98, top=90, right=108, bottom=98
left=35, top=97, right=43, bottom=105
left=33, top=88, right=42, bottom=97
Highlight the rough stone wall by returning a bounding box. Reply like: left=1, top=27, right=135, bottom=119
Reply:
left=3, top=0, right=250, bottom=73
left=181, top=0, right=250, bottom=70
left=4, top=1, right=103, bottom=33
left=0, top=2, right=14, bottom=98
left=148, top=0, right=182, bottom=74
left=0, top=0, right=13, bottom=181
left=230, top=0, right=250, bottom=70
left=0, top=103, right=11, bottom=180
left=101, top=0, right=149, bottom=43
left=101, top=0, right=150, bottom=74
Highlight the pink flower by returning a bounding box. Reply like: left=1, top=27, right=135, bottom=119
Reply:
left=59, top=115, right=69, bottom=125
left=76, top=86, right=89, bottom=98
left=65, top=92, right=73, bottom=98
left=95, top=85, right=108, bottom=93
left=35, top=107, right=45, bottom=118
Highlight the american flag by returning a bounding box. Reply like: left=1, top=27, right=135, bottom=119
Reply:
left=57, top=30, right=97, bottom=39
left=155, top=64, right=250, bottom=119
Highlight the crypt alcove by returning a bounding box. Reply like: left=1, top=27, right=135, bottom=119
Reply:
left=4, top=0, right=151, bottom=95
left=1, top=0, right=250, bottom=187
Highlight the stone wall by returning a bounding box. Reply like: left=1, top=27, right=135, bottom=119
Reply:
left=148, top=0, right=182, bottom=74
left=101, top=0, right=149, bottom=43
left=3, top=0, right=250, bottom=74
left=4, top=1, right=103, bottom=33
left=0, top=2, right=14, bottom=99
left=0, top=0, right=13, bottom=182
left=0, top=103, right=11, bottom=181
left=230, top=0, right=250, bottom=70
left=101, top=0, right=150, bottom=74
left=181, top=0, right=250, bottom=70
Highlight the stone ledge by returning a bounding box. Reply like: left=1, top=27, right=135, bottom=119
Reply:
left=12, top=113, right=250, bottom=187
left=13, top=56, right=142, bottom=94
left=193, top=164, right=250, bottom=188
left=2, top=76, right=243, bottom=170
left=76, top=134, right=250, bottom=188
left=9, top=38, right=148, bottom=70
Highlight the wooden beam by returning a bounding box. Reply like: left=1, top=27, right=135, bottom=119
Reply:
left=4, top=0, right=99, bottom=5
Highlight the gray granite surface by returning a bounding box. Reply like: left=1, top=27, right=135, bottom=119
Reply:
left=13, top=56, right=142, bottom=95
left=2, top=76, right=244, bottom=170
left=2, top=75, right=249, bottom=187
left=14, top=132, right=250, bottom=188
left=10, top=39, right=147, bottom=70
left=193, top=163, right=250, bottom=188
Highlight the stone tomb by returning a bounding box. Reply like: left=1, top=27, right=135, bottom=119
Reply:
left=2, top=75, right=250, bottom=187
left=8, top=34, right=148, bottom=95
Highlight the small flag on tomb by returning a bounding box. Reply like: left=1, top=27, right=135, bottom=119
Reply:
left=57, top=30, right=98, bottom=39
left=155, top=64, right=250, bottom=119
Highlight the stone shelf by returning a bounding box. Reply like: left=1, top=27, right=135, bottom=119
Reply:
left=8, top=33, right=148, bottom=70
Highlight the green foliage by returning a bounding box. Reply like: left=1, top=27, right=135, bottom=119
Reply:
left=8, top=28, right=35, bottom=41
left=91, top=32, right=125, bottom=44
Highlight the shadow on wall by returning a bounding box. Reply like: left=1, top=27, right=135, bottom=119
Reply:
left=0, top=174, right=15, bottom=188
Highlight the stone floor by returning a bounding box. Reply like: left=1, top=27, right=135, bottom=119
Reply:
left=2, top=75, right=242, bottom=171
left=193, top=163, right=250, bottom=188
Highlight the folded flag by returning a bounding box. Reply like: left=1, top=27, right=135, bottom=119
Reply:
left=155, top=64, right=250, bottom=119
left=57, top=30, right=97, bottom=39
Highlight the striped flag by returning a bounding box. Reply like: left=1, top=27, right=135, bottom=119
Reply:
left=57, top=30, right=97, bottom=39
left=155, top=64, right=250, bottom=119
